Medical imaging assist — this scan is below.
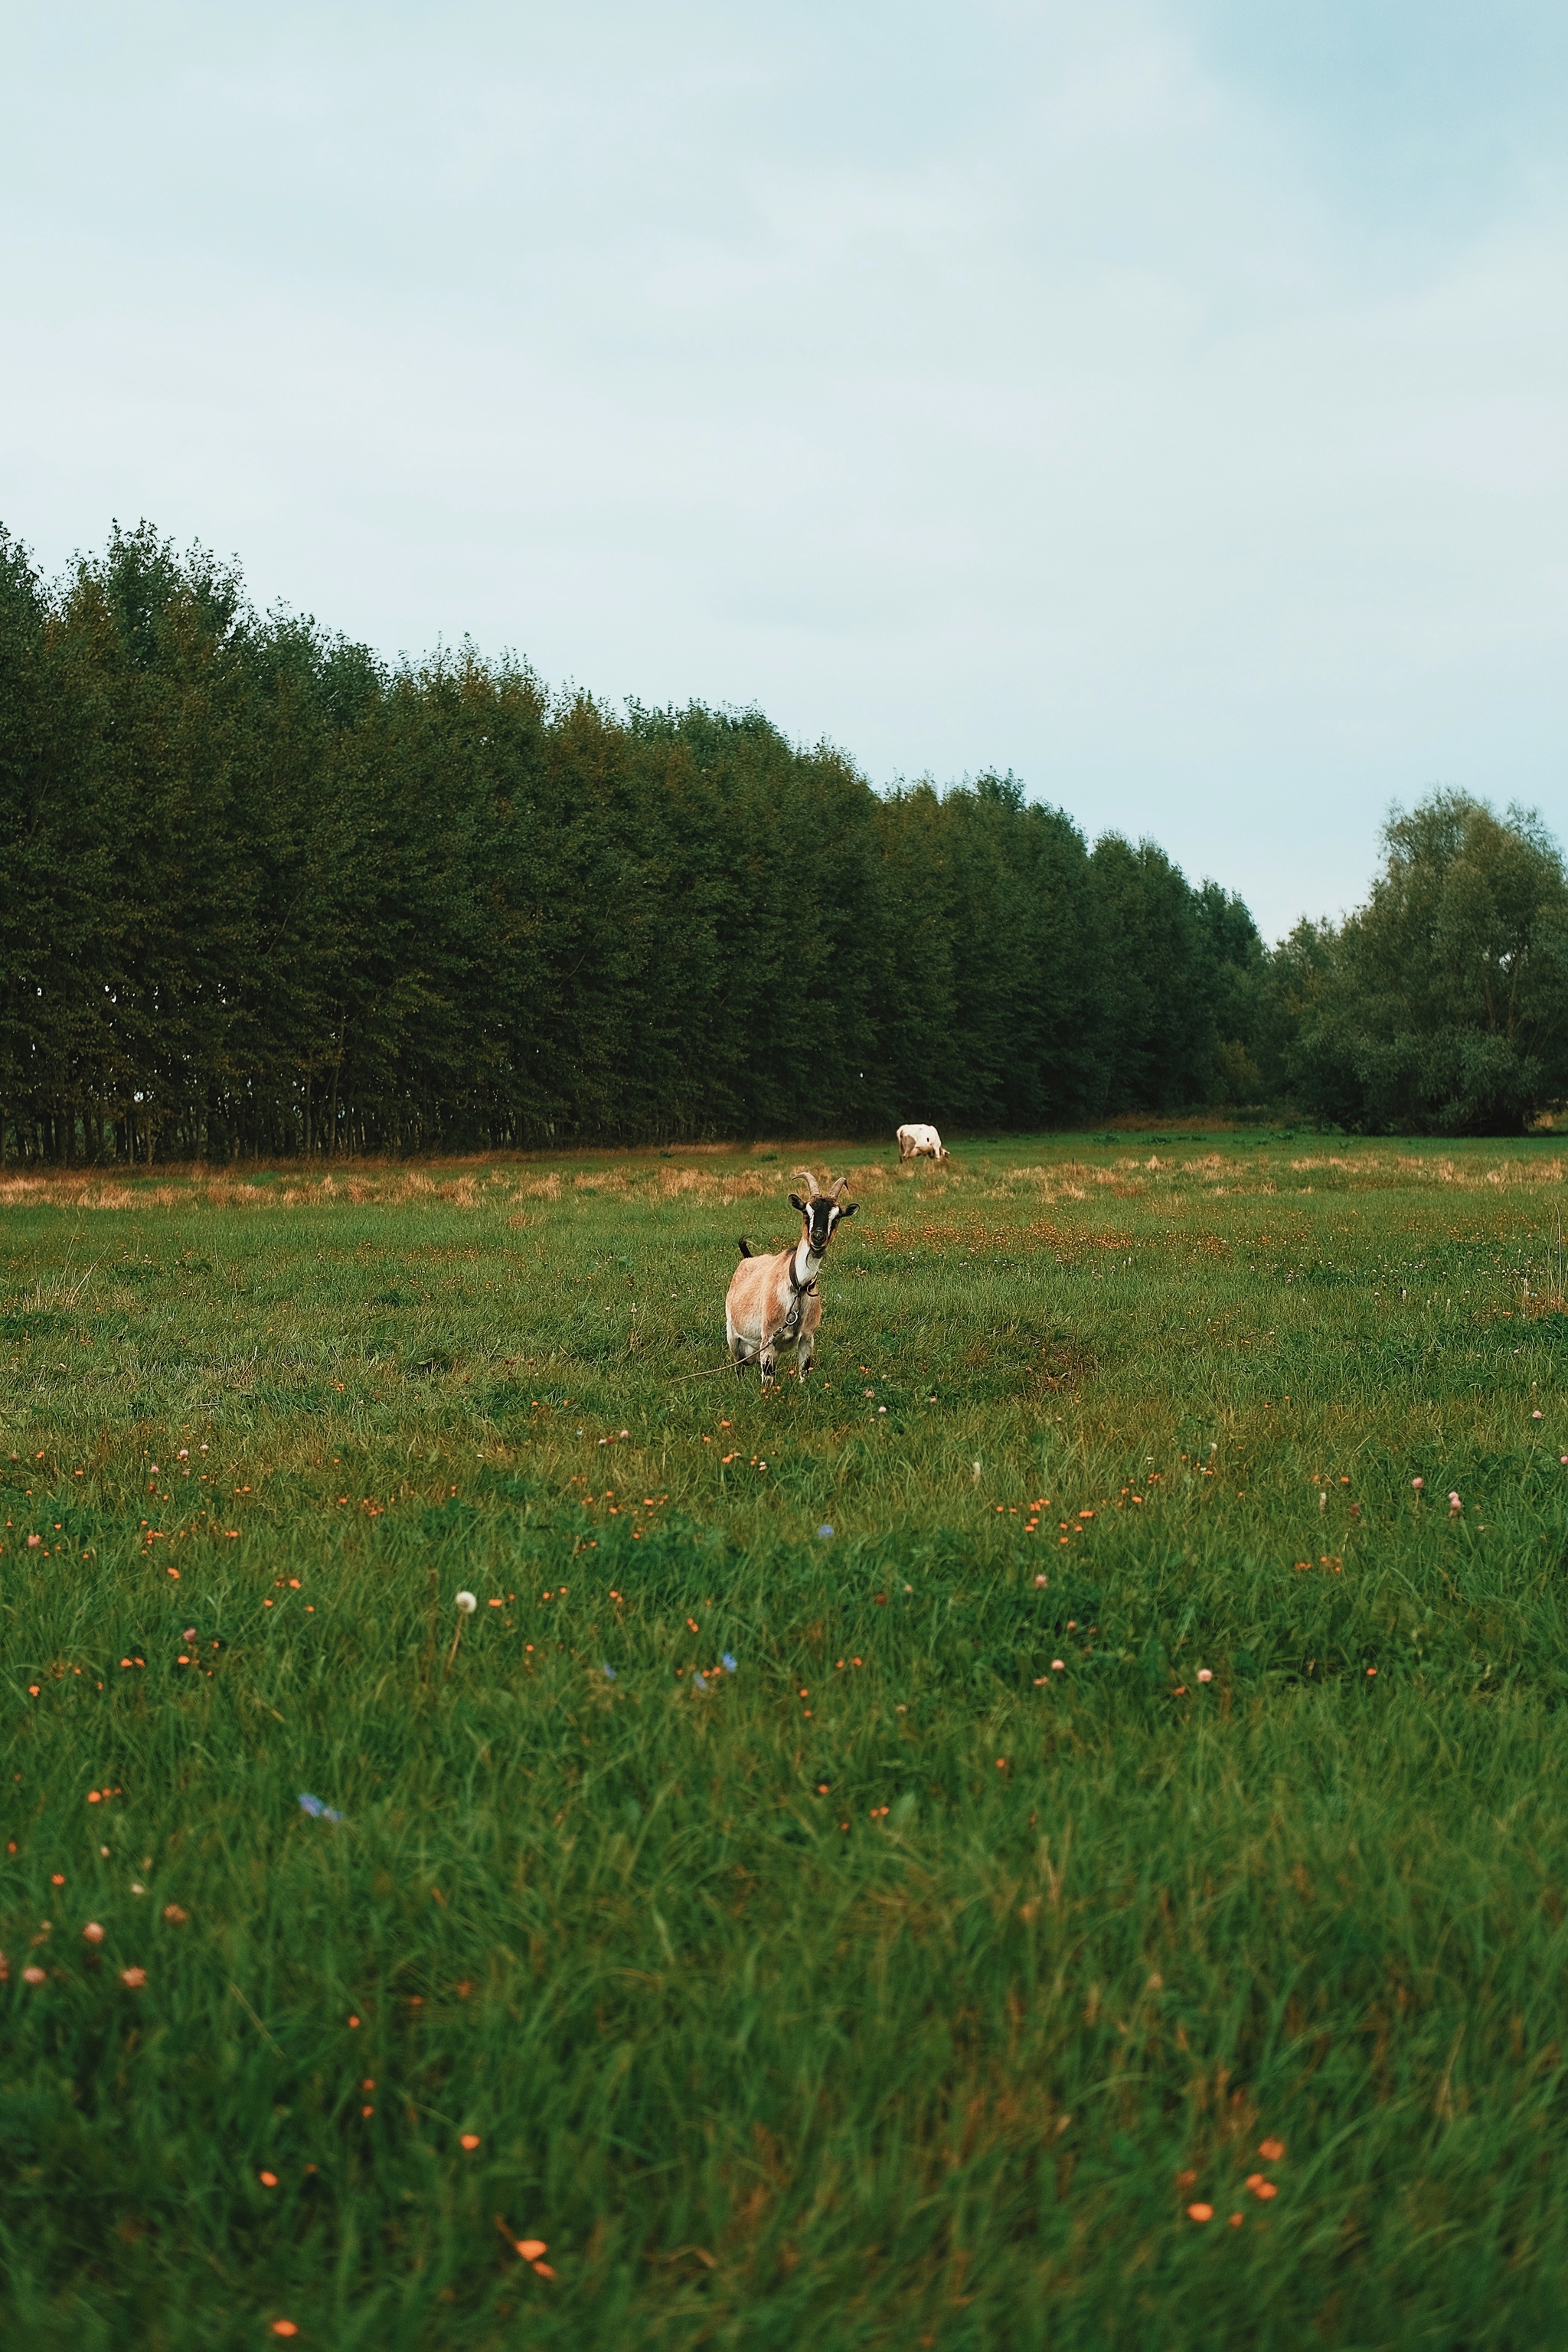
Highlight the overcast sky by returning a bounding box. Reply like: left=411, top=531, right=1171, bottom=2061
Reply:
left=5, top=1, right=1566, bottom=939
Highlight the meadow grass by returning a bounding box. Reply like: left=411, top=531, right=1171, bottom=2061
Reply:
left=4, top=1130, right=1568, bottom=2349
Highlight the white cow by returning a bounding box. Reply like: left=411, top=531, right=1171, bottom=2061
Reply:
left=897, top=1123, right=949, bottom=1165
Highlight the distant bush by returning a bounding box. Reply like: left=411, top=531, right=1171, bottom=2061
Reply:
left=1275, top=792, right=1568, bottom=1134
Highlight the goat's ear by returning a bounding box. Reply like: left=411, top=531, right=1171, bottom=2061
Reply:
left=836, top=1200, right=858, bottom=1220
left=789, top=1194, right=807, bottom=1214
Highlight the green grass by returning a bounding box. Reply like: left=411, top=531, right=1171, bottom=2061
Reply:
left=5, top=1130, right=1568, bottom=2349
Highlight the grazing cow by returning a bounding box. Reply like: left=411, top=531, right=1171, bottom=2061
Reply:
left=726, top=1168, right=858, bottom=1385
left=897, top=1122, right=949, bottom=1165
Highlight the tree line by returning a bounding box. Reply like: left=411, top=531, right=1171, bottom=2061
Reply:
left=0, top=521, right=1560, bottom=1161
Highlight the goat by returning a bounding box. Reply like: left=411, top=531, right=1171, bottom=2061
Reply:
left=897, top=1122, right=949, bottom=1165
left=726, top=1168, right=858, bottom=1384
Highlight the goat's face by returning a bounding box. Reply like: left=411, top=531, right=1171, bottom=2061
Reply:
left=789, top=1192, right=858, bottom=1253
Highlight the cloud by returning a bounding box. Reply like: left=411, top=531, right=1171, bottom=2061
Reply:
left=2, top=1, right=1566, bottom=935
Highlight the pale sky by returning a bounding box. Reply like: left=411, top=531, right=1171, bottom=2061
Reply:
left=5, top=1, right=1566, bottom=939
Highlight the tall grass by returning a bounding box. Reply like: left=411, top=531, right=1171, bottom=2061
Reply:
left=3, top=1132, right=1567, bottom=2347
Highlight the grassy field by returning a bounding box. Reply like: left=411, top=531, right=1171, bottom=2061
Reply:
left=4, top=1129, right=1568, bottom=2350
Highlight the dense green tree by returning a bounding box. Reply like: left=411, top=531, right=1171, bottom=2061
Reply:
left=0, top=518, right=1275, bottom=1160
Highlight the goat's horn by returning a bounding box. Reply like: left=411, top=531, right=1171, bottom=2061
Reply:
left=828, top=1175, right=850, bottom=1200
left=792, top=1166, right=824, bottom=1199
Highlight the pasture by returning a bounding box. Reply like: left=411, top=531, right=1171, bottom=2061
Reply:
left=3, top=1131, right=1568, bottom=2349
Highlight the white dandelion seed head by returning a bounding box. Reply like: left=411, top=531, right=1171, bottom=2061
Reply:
left=455, top=1591, right=478, bottom=1615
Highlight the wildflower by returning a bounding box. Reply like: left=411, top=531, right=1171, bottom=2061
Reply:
left=1411, top=1478, right=1423, bottom=1490
left=260, top=2170, right=279, bottom=2187
left=455, top=1591, right=477, bottom=1615
left=459, top=2134, right=481, bottom=2151
left=1258, top=2138, right=1285, bottom=2161
left=163, top=1904, right=188, bottom=1924
left=26, top=1534, right=40, bottom=1548
left=1534, top=1410, right=1544, bottom=1419
left=1187, top=2203, right=1214, bottom=2223
left=516, top=2238, right=547, bottom=2261
left=1197, top=1668, right=1213, bottom=1684
left=602, top=1662, right=616, bottom=1681
left=271, top=2325, right=299, bottom=2339
left=22, top=1965, right=46, bottom=1985
left=298, top=1794, right=343, bottom=1823
left=1051, top=1659, right=1064, bottom=1671
left=1246, top=2174, right=1278, bottom=2200
left=121, top=1966, right=146, bottom=1988
left=816, top=1524, right=833, bottom=1539
left=1449, top=1491, right=1462, bottom=1514
left=82, top=1922, right=105, bottom=1944
left=721, top=1653, right=737, bottom=1673
left=1034, top=1573, right=1047, bottom=1587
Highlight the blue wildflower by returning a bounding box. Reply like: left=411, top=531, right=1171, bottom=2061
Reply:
left=693, top=1671, right=708, bottom=1691
left=817, top=1524, right=834, bottom=1540
left=602, top=1661, right=616, bottom=1681
left=298, top=1792, right=343, bottom=1823
left=721, top=1653, right=737, bottom=1673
